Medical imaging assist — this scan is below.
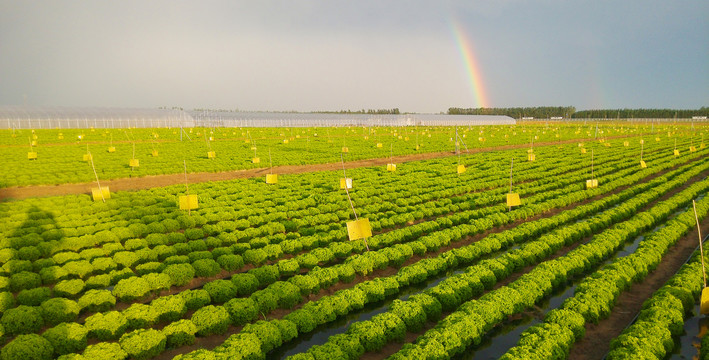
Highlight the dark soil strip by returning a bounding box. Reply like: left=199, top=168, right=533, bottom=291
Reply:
left=0, top=135, right=636, bottom=200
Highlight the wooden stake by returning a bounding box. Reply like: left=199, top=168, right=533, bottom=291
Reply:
left=184, top=160, right=190, bottom=216
left=695, top=200, right=706, bottom=288
left=89, top=151, right=105, bottom=203
left=341, top=153, right=368, bottom=251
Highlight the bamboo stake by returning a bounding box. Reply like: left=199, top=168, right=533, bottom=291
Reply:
left=694, top=200, right=706, bottom=287
left=89, top=151, right=105, bottom=203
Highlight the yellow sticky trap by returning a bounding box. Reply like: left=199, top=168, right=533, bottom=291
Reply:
left=340, top=178, right=353, bottom=189
left=346, top=218, right=372, bottom=241
left=581, top=148, right=587, bottom=154
left=31, top=140, right=37, bottom=146
left=639, top=139, right=644, bottom=144
left=405, top=137, right=409, bottom=141
left=108, top=147, right=116, bottom=153
left=152, top=150, right=159, bottom=157
left=701, top=287, right=709, bottom=315
left=506, top=193, right=521, bottom=207
left=527, top=154, right=536, bottom=161
left=296, top=135, right=301, bottom=138
left=623, top=141, right=629, bottom=147
left=655, top=137, right=660, bottom=142
left=209, top=137, right=214, bottom=141
left=457, top=164, right=466, bottom=174
left=283, top=139, right=289, bottom=144
left=266, top=174, right=278, bottom=184
left=377, top=143, right=383, bottom=148
left=58, top=135, right=64, bottom=140
left=130, top=159, right=140, bottom=167
left=387, top=163, right=396, bottom=172
left=250, top=146, right=257, bottom=151
left=252, top=157, right=260, bottom=164
left=364, top=136, right=369, bottom=140
left=27, top=152, right=37, bottom=160
left=640, top=160, right=647, bottom=169
left=673, top=150, right=680, bottom=156
left=207, top=151, right=216, bottom=159
left=32, top=134, right=38, bottom=140
left=91, top=187, right=111, bottom=201
left=83, top=154, right=92, bottom=161
left=415, top=145, right=420, bottom=151
left=578, top=143, right=584, bottom=147
left=690, top=146, right=697, bottom=152
left=342, top=147, right=349, bottom=153
left=586, top=179, right=598, bottom=189
left=179, top=194, right=199, bottom=210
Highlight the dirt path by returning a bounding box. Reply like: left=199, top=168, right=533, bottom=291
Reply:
left=0, top=136, right=632, bottom=201
left=567, top=211, right=709, bottom=360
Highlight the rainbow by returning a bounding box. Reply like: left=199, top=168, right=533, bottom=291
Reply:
left=451, top=20, right=490, bottom=108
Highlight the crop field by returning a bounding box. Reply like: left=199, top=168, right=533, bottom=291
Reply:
left=0, top=122, right=708, bottom=360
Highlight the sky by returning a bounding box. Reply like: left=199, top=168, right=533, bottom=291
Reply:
left=0, top=1, right=707, bottom=113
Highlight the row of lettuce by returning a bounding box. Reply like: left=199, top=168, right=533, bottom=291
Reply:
left=0, top=123, right=685, bottom=186
left=5, top=142, right=697, bottom=358
left=0, top=142, right=703, bottom=359
left=0, top=145, right=674, bottom=325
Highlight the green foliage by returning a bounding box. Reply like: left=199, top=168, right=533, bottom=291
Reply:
left=142, top=273, right=172, bottom=292
left=1, top=305, right=44, bottom=335
left=113, top=277, right=151, bottom=302
left=163, top=263, right=195, bottom=287
left=204, top=279, right=238, bottom=304
left=53, top=279, right=85, bottom=299
left=81, top=342, right=127, bottom=360
left=84, top=311, right=129, bottom=340
left=9, top=271, right=41, bottom=292
left=232, top=273, right=260, bottom=296
left=242, top=320, right=283, bottom=353
left=40, top=297, right=80, bottom=326
left=347, top=320, right=386, bottom=352
left=223, top=297, right=259, bottom=326
left=42, top=323, right=88, bottom=356
left=284, top=309, right=317, bottom=334
left=1, top=334, right=54, bottom=360
left=191, top=305, right=231, bottom=336
left=123, top=303, right=159, bottom=330
left=191, top=259, right=221, bottom=278
left=119, top=328, right=167, bottom=360
left=17, top=286, right=52, bottom=306
left=180, top=289, right=211, bottom=311
left=78, top=289, right=116, bottom=313
left=151, top=295, right=187, bottom=323
left=0, top=291, right=15, bottom=312
left=162, top=319, right=198, bottom=348
left=216, top=254, right=244, bottom=271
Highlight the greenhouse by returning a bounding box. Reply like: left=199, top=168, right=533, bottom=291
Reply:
left=0, top=106, right=515, bottom=129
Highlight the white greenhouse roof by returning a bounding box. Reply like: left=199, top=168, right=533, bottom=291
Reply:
left=0, top=106, right=515, bottom=128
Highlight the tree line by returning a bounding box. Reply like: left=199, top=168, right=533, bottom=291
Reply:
left=448, top=107, right=575, bottom=118
left=448, top=106, right=708, bottom=119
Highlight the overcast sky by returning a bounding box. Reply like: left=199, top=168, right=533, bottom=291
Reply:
left=0, top=1, right=707, bottom=113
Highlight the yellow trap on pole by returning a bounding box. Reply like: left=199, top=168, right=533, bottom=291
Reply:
left=346, top=218, right=372, bottom=241
left=340, top=178, right=353, bottom=189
